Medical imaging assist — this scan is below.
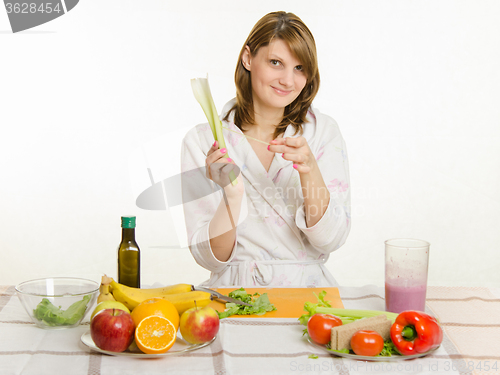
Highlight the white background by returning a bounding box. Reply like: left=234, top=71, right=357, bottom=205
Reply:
left=1, top=0, right=499, bottom=288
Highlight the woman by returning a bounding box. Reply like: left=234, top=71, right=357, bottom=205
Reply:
left=181, top=11, right=350, bottom=287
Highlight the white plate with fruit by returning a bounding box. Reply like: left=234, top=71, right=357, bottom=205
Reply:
left=81, top=330, right=215, bottom=358
left=84, top=277, right=220, bottom=357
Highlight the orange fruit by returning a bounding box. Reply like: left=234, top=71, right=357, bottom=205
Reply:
left=135, top=315, right=176, bottom=354
left=131, top=297, right=179, bottom=330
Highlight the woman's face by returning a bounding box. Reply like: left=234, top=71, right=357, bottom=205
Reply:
left=243, top=38, right=307, bottom=115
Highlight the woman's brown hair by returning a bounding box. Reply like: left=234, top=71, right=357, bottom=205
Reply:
left=224, top=11, right=320, bottom=139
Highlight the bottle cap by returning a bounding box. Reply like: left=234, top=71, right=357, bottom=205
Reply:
left=121, top=216, right=136, bottom=228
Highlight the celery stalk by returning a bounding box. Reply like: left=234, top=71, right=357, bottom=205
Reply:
left=190, top=76, right=227, bottom=150
left=313, top=306, right=398, bottom=322
left=191, top=76, right=236, bottom=185
left=191, top=78, right=218, bottom=143
left=298, top=291, right=398, bottom=325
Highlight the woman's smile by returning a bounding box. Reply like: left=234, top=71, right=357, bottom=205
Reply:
left=271, top=85, right=293, bottom=96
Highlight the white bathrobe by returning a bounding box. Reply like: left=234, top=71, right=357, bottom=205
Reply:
left=181, top=99, right=350, bottom=287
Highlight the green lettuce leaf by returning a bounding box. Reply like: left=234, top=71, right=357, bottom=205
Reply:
left=33, top=295, right=91, bottom=326
left=378, top=340, right=399, bottom=357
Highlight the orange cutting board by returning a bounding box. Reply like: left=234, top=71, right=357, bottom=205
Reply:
left=208, top=287, right=344, bottom=318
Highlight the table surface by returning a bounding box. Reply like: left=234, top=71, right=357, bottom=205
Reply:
left=1, top=285, right=499, bottom=375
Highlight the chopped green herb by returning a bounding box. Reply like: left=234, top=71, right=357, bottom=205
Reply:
left=217, top=288, right=277, bottom=319
left=308, top=354, right=319, bottom=359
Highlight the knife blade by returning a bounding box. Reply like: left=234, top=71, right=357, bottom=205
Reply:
left=194, top=286, right=253, bottom=307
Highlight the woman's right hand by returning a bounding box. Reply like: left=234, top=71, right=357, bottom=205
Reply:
left=206, top=141, right=244, bottom=198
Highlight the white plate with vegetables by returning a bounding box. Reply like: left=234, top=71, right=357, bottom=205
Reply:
left=301, top=291, right=443, bottom=361
left=306, top=336, right=438, bottom=361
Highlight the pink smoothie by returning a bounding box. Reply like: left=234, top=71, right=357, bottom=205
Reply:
left=385, top=282, right=427, bottom=313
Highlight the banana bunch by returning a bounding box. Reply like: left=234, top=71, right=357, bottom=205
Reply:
left=97, top=275, right=213, bottom=314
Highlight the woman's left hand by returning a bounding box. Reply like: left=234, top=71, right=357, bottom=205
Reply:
left=268, top=137, right=316, bottom=174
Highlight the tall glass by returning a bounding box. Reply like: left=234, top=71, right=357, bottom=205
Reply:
left=385, top=238, right=430, bottom=313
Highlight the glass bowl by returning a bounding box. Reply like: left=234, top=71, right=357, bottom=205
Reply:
left=15, top=277, right=99, bottom=329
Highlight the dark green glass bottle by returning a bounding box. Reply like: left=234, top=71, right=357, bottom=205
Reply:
left=117, top=216, right=140, bottom=288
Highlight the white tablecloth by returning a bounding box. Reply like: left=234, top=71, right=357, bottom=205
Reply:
left=1, top=285, right=499, bottom=375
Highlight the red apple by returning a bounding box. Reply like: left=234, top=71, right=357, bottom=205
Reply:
left=90, top=308, right=135, bottom=352
left=179, top=306, right=219, bottom=344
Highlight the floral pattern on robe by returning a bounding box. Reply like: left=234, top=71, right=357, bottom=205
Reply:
left=181, top=99, right=351, bottom=287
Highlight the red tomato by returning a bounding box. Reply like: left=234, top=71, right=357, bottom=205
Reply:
left=307, top=314, right=342, bottom=345
left=350, top=330, right=384, bottom=356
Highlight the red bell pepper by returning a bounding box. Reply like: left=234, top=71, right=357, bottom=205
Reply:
left=390, top=311, right=443, bottom=355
